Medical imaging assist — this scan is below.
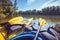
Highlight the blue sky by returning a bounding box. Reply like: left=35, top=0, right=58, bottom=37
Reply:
left=11, top=0, right=60, bottom=11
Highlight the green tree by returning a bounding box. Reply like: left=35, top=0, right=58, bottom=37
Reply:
left=13, top=0, right=18, bottom=16
left=0, top=0, right=15, bottom=19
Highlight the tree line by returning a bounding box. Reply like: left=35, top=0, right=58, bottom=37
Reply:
left=18, top=6, right=60, bottom=16
left=0, top=0, right=60, bottom=19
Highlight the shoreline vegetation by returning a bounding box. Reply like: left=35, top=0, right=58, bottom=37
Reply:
left=0, top=0, right=60, bottom=23
left=0, top=15, right=60, bottom=23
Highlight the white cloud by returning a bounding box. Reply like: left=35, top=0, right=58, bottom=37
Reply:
left=27, top=0, right=36, bottom=5
left=39, top=0, right=60, bottom=10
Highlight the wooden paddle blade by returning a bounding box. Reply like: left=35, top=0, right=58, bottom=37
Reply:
left=25, top=18, right=33, bottom=27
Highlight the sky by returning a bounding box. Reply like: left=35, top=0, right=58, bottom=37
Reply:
left=11, top=0, right=60, bottom=11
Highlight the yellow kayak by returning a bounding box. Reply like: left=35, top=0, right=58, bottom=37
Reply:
left=0, top=31, right=6, bottom=40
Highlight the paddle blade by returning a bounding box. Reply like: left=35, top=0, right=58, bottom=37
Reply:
left=25, top=18, right=33, bottom=27
left=8, top=16, right=23, bottom=25
left=39, top=18, right=46, bottom=26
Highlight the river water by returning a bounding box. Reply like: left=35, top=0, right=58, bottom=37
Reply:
left=23, top=17, right=60, bottom=31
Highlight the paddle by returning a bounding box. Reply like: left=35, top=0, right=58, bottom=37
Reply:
left=34, top=18, right=46, bottom=40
